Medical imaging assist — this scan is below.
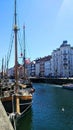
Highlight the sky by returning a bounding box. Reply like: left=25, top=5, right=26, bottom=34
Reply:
left=0, top=0, right=73, bottom=68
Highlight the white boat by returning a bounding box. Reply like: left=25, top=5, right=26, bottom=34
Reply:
left=62, top=83, right=73, bottom=90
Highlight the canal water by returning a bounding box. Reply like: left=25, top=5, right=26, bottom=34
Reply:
left=16, top=83, right=73, bottom=130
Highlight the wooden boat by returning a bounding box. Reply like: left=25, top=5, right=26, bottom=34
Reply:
left=0, top=0, right=35, bottom=123
left=62, top=83, right=73, bottom=90
left=20, top=24, right=35, bottom=94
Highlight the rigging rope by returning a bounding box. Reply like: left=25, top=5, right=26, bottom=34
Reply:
left=18, top=31, right=23, bottom=56
left=7, top=33, right=14, bottom=65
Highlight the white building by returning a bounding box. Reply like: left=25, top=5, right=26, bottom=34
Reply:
left=8, top=40, right=73, bottom=78
left=44, top=57, right=51, bottom=77
left=35, top=56, right=52, bottom=77
left=8, top=67, right=14, bottom=77
left=52, top=40, right=73, bottom=77
left=35, top=61, right=40, bottom=77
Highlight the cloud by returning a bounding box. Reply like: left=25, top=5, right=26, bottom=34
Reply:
left=57, top=0, right=73, bottom=20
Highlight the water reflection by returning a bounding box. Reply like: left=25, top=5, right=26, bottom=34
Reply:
left=16, top=83, right=73, bottom=130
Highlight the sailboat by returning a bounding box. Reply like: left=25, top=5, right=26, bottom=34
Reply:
left=0, top=0, right=34, bottom=122
left=20, top=25, right=35, bottom=93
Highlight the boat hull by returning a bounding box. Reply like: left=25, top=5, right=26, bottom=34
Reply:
left=1, top=95, right=32, bottom=119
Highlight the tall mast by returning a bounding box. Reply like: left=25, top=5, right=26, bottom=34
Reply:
left=6, top=55, right=9, bottom=79
left=2, top=58, right=4, bottom=79
left=14, top=0, right=18, bottom=92
left=23, top=26, right=26, bottom=79
left=14, top=0, right=20, bottom=114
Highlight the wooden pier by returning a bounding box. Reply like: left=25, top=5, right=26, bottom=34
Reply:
left=0, top=100, right=14, bottom=130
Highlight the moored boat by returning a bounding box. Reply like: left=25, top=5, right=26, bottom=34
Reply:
left=62, top=83, right=73, bottom=90
left=0, top=0, right=35, bottom=125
